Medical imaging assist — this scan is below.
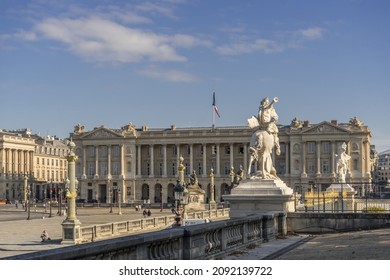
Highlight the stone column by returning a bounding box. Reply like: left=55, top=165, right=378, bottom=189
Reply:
left=216, top=144, right=221, bottom=176
left=230, top=143, right=234, bottom=170
left=11, top=149, right=15, bottom=174
left=120, top=144, right=125, bottom=177
left=301, top=142, right=307, bottom=177
left=6, top=149, right=11, bottom=174
left=82, top=146, right=87, bottom=178
left=189, top=144, right=194, bottom=173
left=331, top=141, right=336, bottom=178
left=316, top=141, right=321, bottom=177
left=202, top=144, right=207, bottom=177
left=365, top=141, right=371, bottom=178
left=176, top=144, right=181, bottom=176
left=137, top=145, right=141, bottom=176
left=19, top=150, right=24, bottom=174
left=94, top=146, right=99, bottom=177
left=0, top=148, right=5, bottom=175
left=107, top=145, right=112, bottom=177
left=163, top=145, right=167, bottom=177
left=243, top=143, right=248, bottom=174
left=149, top=145, right=154, bottom=177
left=285, top=142, right=290, bottom=177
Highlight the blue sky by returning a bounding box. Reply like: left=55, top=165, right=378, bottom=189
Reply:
left=1, top=0, right=389, bottom=151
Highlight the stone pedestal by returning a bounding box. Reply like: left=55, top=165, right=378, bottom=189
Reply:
left=61, top=219, right=82, bottom=244
left=186, top=184, right=206, bottom=211
left=223, top=178, right=294, bottom=218
left=327, top=183, right=355, bottom=212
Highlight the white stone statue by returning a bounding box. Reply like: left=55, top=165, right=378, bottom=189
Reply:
left=336, top=142, right=351, bottom=183
left=247, top=97, right=280, bottom=179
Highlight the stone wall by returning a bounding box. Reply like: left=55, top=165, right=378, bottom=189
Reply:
left=287, top=212, right=390, bottom=233
left=5, top=213, right=286, bottom=260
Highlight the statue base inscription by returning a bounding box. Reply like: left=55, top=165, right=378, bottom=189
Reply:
left=223, top=178, right=294, bottom=218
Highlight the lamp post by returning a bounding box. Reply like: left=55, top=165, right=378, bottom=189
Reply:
left=173, top=156, right=188, bottom=226
left=49, top=179, right=53, bottom=218
left=209, top=168, right=216, bottom=210
left=44, top=184, right=47, bottom=213
left=61, top=139, right=81, bottom=244
left=109, top=185, right=113, bottom=213
left=117, top=187, right=122, bottom=215
left=23, top=174, right=28, bottom=212
left=24, top=175, right=31, bottom=220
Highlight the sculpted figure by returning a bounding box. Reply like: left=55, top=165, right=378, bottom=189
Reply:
left=336, top=142, right=351, bottom=183
left=247, top=97, right=280, bottom=179
left=189, top=170, right=198, bottom=185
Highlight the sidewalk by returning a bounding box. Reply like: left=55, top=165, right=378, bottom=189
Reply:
left=0, top=204, right=174, bottom=259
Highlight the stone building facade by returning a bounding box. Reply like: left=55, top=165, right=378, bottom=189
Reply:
left=0, top=129, right=69, bottom=202
left=70, top=117, right=374, bottom=205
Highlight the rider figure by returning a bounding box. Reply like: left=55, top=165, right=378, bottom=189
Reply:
left=258, top=97, right=281, bottom=155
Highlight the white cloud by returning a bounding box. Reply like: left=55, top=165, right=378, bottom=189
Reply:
left=216, top=39, right=284, bottom=55
left=138, top=68, right=195, bottom=82
left=34, top=16, right=210, bottom=63
left=216, top=26, right=324, bottom=56
left=296, top=27, right=324, bottom=40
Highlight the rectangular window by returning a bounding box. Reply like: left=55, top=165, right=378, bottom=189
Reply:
left=225, top=146, right=231, bottom=155
left=88, top=162, right=95, bottom=176
left=280, top=143, right=286, bottom=155
left=239, top=146, right=244, bottom=155
left=173, top=146, right=177, bottom=156
left=100, top=162, right=108, bottom=176
left=113, top=146, right=120, bottom=157
left=308, top=160, right=316, bottom=174
left=322, top=160, right=330, bottom=174
left=322, top=142, right=330, bottom=153
left=88, top=146, right=95, bottom=157
left=113, top=162, right=121, bottom=175
left=307, top=142, right=316, bottom=154
left=224, top=162, right=230, bottom=175
left=100, top=146, right=108, bottom=157
left=212, top=145, right=217, bottom=155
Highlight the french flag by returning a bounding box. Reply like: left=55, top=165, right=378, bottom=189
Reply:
left=212, top=92, right=221, bottom=118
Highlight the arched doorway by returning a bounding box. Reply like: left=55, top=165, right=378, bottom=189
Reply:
left=167, top=183, right=175, bottom=205
left=154, top=183, right=162, bottom=203
left=141, top=184, right=149, bottom=200
left=220, top=183, right=231, bottom=202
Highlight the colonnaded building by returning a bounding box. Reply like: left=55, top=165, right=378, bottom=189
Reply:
left=0, top=129, right=69, bottom=202
left=69, top=116, right=375, bottom=205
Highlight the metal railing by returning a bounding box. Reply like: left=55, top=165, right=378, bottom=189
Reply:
left=293, top=181, right=390, bottom=213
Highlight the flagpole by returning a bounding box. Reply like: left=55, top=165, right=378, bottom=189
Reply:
left=212, top=105, right=215, bottom=130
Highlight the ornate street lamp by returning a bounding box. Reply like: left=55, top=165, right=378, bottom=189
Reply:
left=61, top=139, right=81, bottom=244
left=117, top=187, right=122, bottom=215
left=209, top=168, right=216, bottom=210
left=49, top=179, right=53, bottom=218
left=173, top=156, right=188, bottom=226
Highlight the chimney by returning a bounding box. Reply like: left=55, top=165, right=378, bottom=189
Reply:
left=171, top=124, right=176, bottom=131
left=303, top=120, right=310, bottom=127
left=141, top=125, right=149, bottom=131
left=331, top=120, right=338, bottom=125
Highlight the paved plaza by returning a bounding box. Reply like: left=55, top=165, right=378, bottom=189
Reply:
left=0, top=204, right=174, bottom=259
left=1, top=204, right=390, bottom=260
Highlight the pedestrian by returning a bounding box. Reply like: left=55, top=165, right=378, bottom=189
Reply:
left=40, top=230, right=51, bottom=242
left=143, top=210, right=147, bottom=218
left=147, top=209, right=151, bottom=216
left=15, top=200, right=18, bottom=209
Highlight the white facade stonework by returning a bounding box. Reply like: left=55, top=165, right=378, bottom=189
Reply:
left=70, top=118, right=374, bottom=205
left=0, top=129, right=69, bottom=202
